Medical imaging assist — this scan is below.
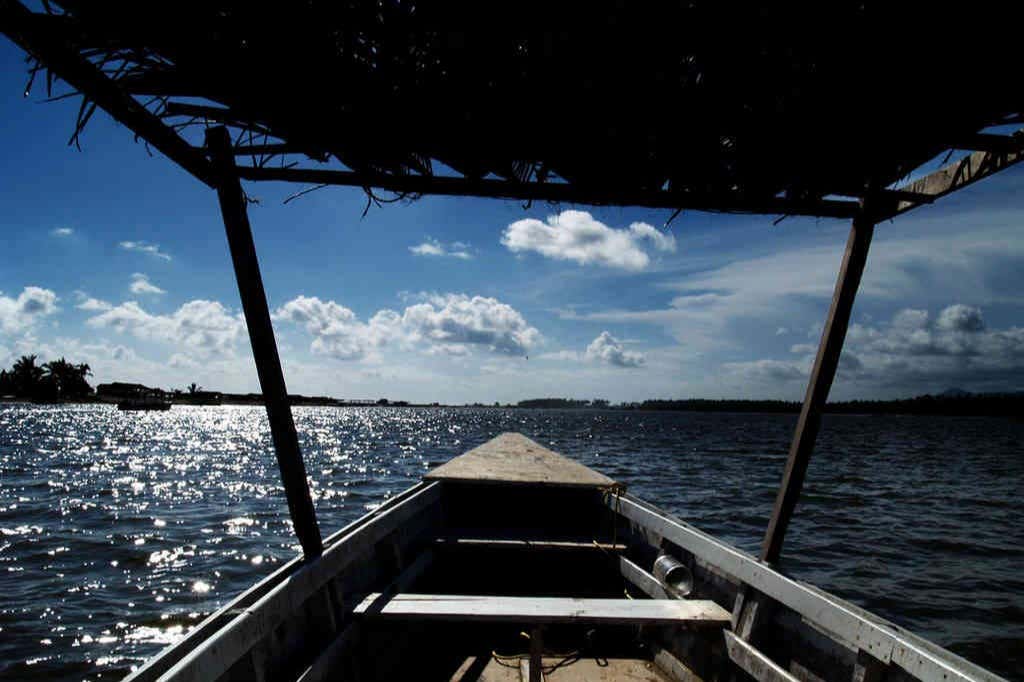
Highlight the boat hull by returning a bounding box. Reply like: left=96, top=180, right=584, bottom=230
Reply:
left=123, top=435, right=1006, bottom=682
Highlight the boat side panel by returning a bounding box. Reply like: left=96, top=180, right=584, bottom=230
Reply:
left=609, top=494, right=1008, bottom=682
left=230, top=492, right=443, bottom=681
left=156, top=481, right=443, bottom=682
left=124, top=480, right=434, bottom=682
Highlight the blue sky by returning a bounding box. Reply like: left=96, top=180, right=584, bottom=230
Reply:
left=2, top=39, right=1023, bottom=403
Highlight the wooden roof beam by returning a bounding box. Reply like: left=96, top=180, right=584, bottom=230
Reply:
left=232, top=165, right=861, bottom=218
left=0, top=0, right=217, bottom=187
left=885, top=132, right=1024, bottom=219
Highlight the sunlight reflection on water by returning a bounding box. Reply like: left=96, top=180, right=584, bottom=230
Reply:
left=0, top=403, right=1021, bottom=680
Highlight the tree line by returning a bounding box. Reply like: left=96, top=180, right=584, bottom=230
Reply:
left=513, top=394, right=1023, bottom=417
left=0, top=355, right=93, bottom=401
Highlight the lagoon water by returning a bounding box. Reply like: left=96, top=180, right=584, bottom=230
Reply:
left=0, top=404, right=1021, bottom=681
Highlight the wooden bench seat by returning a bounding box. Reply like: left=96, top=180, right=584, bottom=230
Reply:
left=354, top=593, right=731, bottom=627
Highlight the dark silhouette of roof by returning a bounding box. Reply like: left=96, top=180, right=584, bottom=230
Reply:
left=3, top=2, right=1023, bottom=218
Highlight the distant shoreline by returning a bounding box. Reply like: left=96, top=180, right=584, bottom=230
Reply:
left=3, top=391, right=1021, bottom=418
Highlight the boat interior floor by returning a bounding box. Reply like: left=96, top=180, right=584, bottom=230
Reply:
left=448, top=652, right=672, bottom=681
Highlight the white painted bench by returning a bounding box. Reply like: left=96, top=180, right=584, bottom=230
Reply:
left=354, top=593, right=732, bottom=627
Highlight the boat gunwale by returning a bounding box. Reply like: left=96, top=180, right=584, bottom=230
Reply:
left=609, top=492, right=1009, bottom=682
left=125, top=459, right=1010, bottom=682
left=123, top=480, right=438, bottom=682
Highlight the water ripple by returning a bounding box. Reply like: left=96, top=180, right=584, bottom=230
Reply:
left=0, top=405, right=1021, bottom=680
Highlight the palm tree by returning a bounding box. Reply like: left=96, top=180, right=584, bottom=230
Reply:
left=73, top=362, right=93, bottom=397
left=12, top=355, right=44, bottom=397
left=188, top=382, right=201, bottom=394
left=40, top=358, right=94, bottom=400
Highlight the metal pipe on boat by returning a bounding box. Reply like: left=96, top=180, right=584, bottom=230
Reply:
left=653, top=553, right=693, bottom=597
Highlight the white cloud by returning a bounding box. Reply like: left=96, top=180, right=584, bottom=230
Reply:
left=557, top=213, right=1024, bottom=361
left=501, top=210, right=675, bottom=271
left=627, top=222, right=677, bottom=254
left=74, top=291, right=113, bottom=312
left=0, top=286, right=59, bottom=335
left=403, top=294, right=540, bottom=356
left=537, top=350, right=583, bottom=362
left=725, top=358, right=808, bottom=382
left=273, top=296, right=399, bottom=361
left=584, top=331, right=645, bottom=368
left=274, top=293, right=540, bottom=361
left=87, top=299, right=244, bottom=357
left=51, top=227, right=73, bottom=237
left=409, top=238, right=473, bottom=260
left=732, top=304, right=1024, bottom=395
left=119, top=240, right=171, bottom=261
left=168, top=353, right=199, bottom=369
left=129, top=273, right=166, bottom=296
left=936, top=304, right=984, bottom=333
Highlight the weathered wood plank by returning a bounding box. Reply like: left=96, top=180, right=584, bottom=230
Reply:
left=435, top=536, right=625, bottom=552
left=425, top=433, right=617, bottom=488
left=651, top=642, right=706, bottom=682
left=853, top=650, right=889, bottom=682
left=296, top=549, right=436, bottom=682
left=528, top=626, right=544, bottom=682
left=233, top=165, right=862, bottom=219
left=354, top=594, right=731, bottom=626
left=209, top=126, right=324, bottom=559
left=889, top=134, right=1024, bottom=217
left=761, top=212, right=874, bottom=565
left=123, top=481, right=435, bottom=682
left=608, top=495, right=1010, bottom=682
left=725, top=631, right=801, bottom=682
left=620, top=555, right=673, bottom=600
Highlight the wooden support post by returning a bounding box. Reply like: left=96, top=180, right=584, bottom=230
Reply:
left=206, top=126, right=323, bottom=558
left=529, top=626, right=544, bottom=682
left=761, top=208, right=875, bottom=564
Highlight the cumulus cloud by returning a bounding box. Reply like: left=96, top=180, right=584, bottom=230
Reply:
left=74, top=291, right=113, bottom=312
left=731, top=304, right=1024, bottom=395
left=273, top=295, right=399, bottom=360
left=119, top=240, right=171, bottom=261
left=404, top=294, right=540, bottom=356
left=409, top=239, right=473, bottom=260
left=936, top=304, right=984, bottom=333
left=87, top=299, right=244, bottom=357
left=273, top=293, right=540, bottom=360
left=584, top=331, right=645, bottom=368
left=0, top=286, right=59, bottom=335
left=51, top=227, right=73, bottom=237
left=558, top=214, right=1024, bottom=363
left=725, top=358, right=807, bottom=382
left=501, top=210, right=675, bottom=271
left=129, top=273, right=166, bottom=295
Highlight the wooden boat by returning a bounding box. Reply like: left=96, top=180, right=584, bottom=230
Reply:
left=123, top=433, right=1003, bottom=682
left=118, top=395, right=172, bottom=411
left=4, top=7, right=1021, bottom=681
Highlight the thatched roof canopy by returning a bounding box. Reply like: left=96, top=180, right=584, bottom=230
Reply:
left=4, top=1, right=1023, bottom=218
